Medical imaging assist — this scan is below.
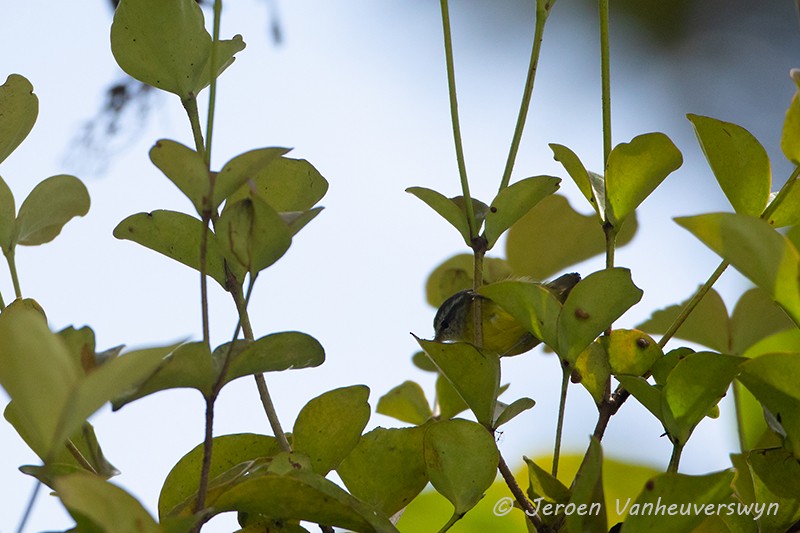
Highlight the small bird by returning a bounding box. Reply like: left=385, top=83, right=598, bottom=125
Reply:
left=433, top=273, right=581, bottom=356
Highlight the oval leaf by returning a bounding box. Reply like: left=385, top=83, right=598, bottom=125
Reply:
left=224, top=331, right=324, bottom=385
left=605, top=132, right=682, bottom=226
left=376, top=381, right=432, bottom=425
left=227, top=157, right=328, bottom=212
left=604, top=329, right=662, bottom=377
left=550, top=143, right=605, bottom=220
left=0, top=74, right=38, bottom=165
left=215, top=148, right=291, bottom=209
left=687, top=114, right=771, bottom=216
left=574, top=341, right=612, bottom=405
left=407, top=186, right=472, bottom=245
left=483, top=175, right=560, bottom=248
left=293, top=385, right=370, bottom=475
left=16, top=175, right=90, bottom=246
left=149, top=139, right=209, bottom=215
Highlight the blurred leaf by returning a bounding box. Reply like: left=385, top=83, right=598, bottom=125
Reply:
left=767, top=178, right=800, bottom=227
left=16, top=175, right=89, bottom=246
left=423, top=419, right=499, bottom=515
left=506, top=194, right=637, bottom=279
left=687, top=114, right=771, bottom=216
left=114, top=209, right=241, bottom=288
left=574, top=341, right=611, bottom=404
left=436, top=373, right=469, bottom=420
left=214, top=147, right=290, bottom=209
left=111, top=0, right=245, bottom=98
left=662, top=352, right=745, bottom=445
left=407, top=187, right=473, bottom=246
left=224, top=332, right=324, bottom=384
left=425, top=254, right=512, bottom=308
left=567, top=438, right=606, bottom=533
left=738, top=353, right=800, bottom=458
left=338, top=426, right=428, bottom=517
left=228, top=157, right=328, bottom=213
left=730, top=288, right=796, bottom=354
left=620, top=471, right=734, bottom=532
left=416, top=338, right=500, bottom=427
left=159, top=434, right=281, bottom=518
left=377, top=381, right=432, bottom=425
left=604, top=329, right=661, bottom=377
left=742, top=329, right=800, bottom=359
left=605, top=132, right=682, bottom=226
left=676, top=213, right=800, bottom=326
left=212, top=468, right=399, bottom=532
left=483, top=176, right=560, bottom=248
left=638, top=288, right=729, bottom=352
left=55, top=473, right=161, bottom=533
left=0, top=74, right=38, bottom=165
left=550, top=143, right=605, bottom=220
left=293, top=385, right=370, bottom=475
left=149, top=139, right=209, bottom=215
left=0, top=177, right=14, bottom=254
left=217, top=194, right=292, bottom=275
left=746, top=448, right=800, bottom=530
left=493, top=397, right=535, bottom=428
left=477, top=280, right=562, bottom=349
left=558, top=268, right=643, bottom=364
left=782, top=91, right=800, bottom=165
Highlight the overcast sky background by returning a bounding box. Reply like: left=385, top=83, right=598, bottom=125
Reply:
left=1, top=1, right=799, bottom=531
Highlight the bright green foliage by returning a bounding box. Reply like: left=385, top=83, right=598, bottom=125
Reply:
left=213, top=147, right=291, bottom=209
left=525, top=456, right=571, bottom=504
left=566, top=438, right=606, bottom=533
left=604, top=132, right=683, bottom=227
left=766, top=180, right=800, bottom=227
left=15, top=174, right=90, bottom=246
left=406, top=187, right=479, bottom=246
left=738, top=353, right=800, bottom=458
left=422, top=419, right=499, bottom=516
left=687, top=114, right=771, bottom=216
left=483, top=175, right=560, bottom=248
left=293, top=385, right=371, bottom=475
left=224, top=332, right=325, bottom=382
left=338, top=426, right=428, bottom=517
left=436, top=373, right=470, bottom=420
left=158, top=433, right=281, bottom=518
left=377, top=381, right=433, bottom=425
left=604, top=329, right=661, bottom=376
left=478, top=279, right=562, bottom=348
left=505, top=194, right=637, bottom=279
left=149, top=140, right=211, bottom=215
left=226, top=157, right=329, bottom=212
left=782, top=91, right=800, bottom=164
left=114, top=209, right=242, bottom=288
left=111, top=0, right=245, bottom=99
left=574, top=342, right=612, bottom=404
left=745, top=447, right=800, bottom=530
left=425, top=254, right=512, bottom=308
left=550, top=143, right=606, bottom=221
left=56, top=473, right=163, bottom=533
left=676, top=213, right=800, bottom=326
left=620, top=471, right=734, bottom=532
left=0, top=74, right=38, bottom=165
left=415, top=338, right=500, bottom=427
left=217, top=192, right=293, bottom=275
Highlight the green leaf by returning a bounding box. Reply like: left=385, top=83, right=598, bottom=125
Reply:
left=0, top=308, right=79, bottom=457
left=616, top=376, right=663, bottom=421
left=149, top=139, right=210, bottom=215
left=662, top=352, right=745, bottom=445
left=412, top=350, right=438, bottom=372
left=214, top=147, right=291, bottom=209
left=111, top=0, right=245, bottom=98
left=567, top=438, right=606, bottom=533
left=524, top=456, right=571, bottom=504
left=425, top=254, right=512, bottom=308
left=620, top=471, right=734, bottom=532
left=0, top=74, right=38, bottom=165
left=338, top=426, right=428, bottom=517
left=506, top=194, right=637, bottom=279
left=738, top=353, right=800, bottom=458
left=376, top=381, right=432, bottom=425
left=493, top=397, right=535, bottom=428
left=558, top=268, right=643, bottom=364
left=687, top=114, right=771, bottom=216
left=159, top=433, right=282, bottom=518
left=114, top=210, right=241, bottom=289
left=216, top=194, right=292, bottom=275
left=730, top=288, right=797, bottom=354
left=293, top=385, right=370, bottom=475
left=15, top=175, right=89, bottom=246
left=604, top=329, right=662, bottom=377
left=550, top=143, right=605, bottom=220
left=55, top=473, right=161, bottom=533
left=746, top=448, right=800, bottom=530
left=0, top=177, right=14, bottom=254
left=423, top=419, right=499, bottom=515
left=574, top=341, right=611, bottom=405
left=651, top=348, right=693, bottom=386
left=227, top=157, right=328, bottom=212
left=676, top=213, right=800, bottom=326
left=436, top=373, right=469, bottom=420
left=767, top=180, right=800, bottom=227
left=483, top=175, right=560, bottom=248
left=280, top=207, right=324, bottom=237
left=212, top=469, right=399, bottom=533
left=111, top=342, right=215, bottom=409
left=406, top=187, right=473, bottom=245
left=782, top=91, right=800, bottom=164
left=224, top=331, right=325, bottom=384
left=605, top=132, right=682, bottom=226
left=415, top=338, right=500, bottom=427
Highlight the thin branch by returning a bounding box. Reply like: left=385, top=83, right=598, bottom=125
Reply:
left=552, top=363, right=570, bottom=477
left=497, top=453, right=542, bottom=530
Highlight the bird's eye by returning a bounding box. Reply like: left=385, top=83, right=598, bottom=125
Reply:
left=440, top=320, right=449, bottom=330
